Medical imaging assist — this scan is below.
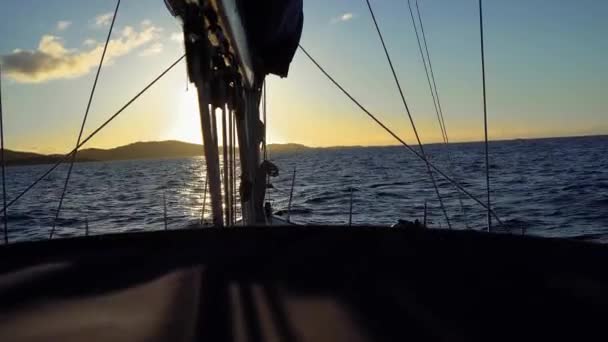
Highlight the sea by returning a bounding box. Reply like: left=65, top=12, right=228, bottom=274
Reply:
left=3, top=135, right=608, bottom=243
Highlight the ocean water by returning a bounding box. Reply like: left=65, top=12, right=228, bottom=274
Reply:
left=2, top=135, right=608, bottom=243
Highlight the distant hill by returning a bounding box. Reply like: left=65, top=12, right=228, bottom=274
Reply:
left=266, top=143, right=311, bottom=154
left=4, top=135, right=606, bottom=166
left=3, top=150, right=64, bottom=166
left=3, top=140, right=312, bottom=166
left=77, top=140, right=203, bottom=161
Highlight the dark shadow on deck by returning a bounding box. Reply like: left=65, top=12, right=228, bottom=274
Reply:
left=1, top=226, right=608, bottom=341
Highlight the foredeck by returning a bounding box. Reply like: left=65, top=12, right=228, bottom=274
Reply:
left=1, top=226, right=607, bottom=341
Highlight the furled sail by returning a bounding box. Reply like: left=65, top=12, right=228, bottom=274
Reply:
left=237, top=0, right=303, bottom=77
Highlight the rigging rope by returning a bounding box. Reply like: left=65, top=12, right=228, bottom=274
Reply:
left=222, top=107, right=230, bottom=226
left=231, top=110, right=237, bottom=224
left=0, top=64, right=7, bottom=244
left=479, top=0, right=492, bottom=232
left=407, top=0, right=447, bottom=144
left=227, top=106, right=233, bottom=226
left=414, top=0, right=449, bottom=144
left=263, top=80, right=270, bottom=205
left=409, top=0, right=469, bottom=228
left=49, top=0, right=120, bottom=239
left=0, top=54, right=186, bottom=217
left=298, top=45, right=503, bottom=226
left=201, top=175, right=207, bottom=225
left=364, top=0, right=452, bottom=229
left=263, top=80, right=268, bottom=161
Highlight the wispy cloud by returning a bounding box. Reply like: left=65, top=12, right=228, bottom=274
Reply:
left=83, top=38, right=97, bottom=46
left=139, top=42, right=163, bottom=57
left=1, top=22, right=162, bottom=83
left=94, top=12, right=114, bottom=27
left=331, top=12, right=356, bottom=24
left=56, top=20, right=71, bottom=31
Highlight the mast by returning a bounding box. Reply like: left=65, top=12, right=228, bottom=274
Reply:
left=167, top=0, right=268, bottom=226
left=234, top=88, right=265, bottom=224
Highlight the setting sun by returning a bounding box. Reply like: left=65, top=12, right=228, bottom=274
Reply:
left=169, top=87, right=203, bottom=145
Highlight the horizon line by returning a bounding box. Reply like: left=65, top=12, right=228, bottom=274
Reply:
left=8, top=133, right=607, bottom=155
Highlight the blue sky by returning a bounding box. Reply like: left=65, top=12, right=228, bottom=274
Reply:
left=1, top=0, right=606, bottom=153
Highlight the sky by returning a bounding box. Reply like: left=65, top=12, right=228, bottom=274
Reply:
left=0, top=0, right=606, bottom=153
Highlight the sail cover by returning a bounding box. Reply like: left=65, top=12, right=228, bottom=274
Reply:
left=237, top=0, right=303, bottom=77
left=164, top=0, right=303, bottom=78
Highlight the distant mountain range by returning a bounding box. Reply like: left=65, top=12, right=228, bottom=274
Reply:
left=3, top=140, right=312, bottom=166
